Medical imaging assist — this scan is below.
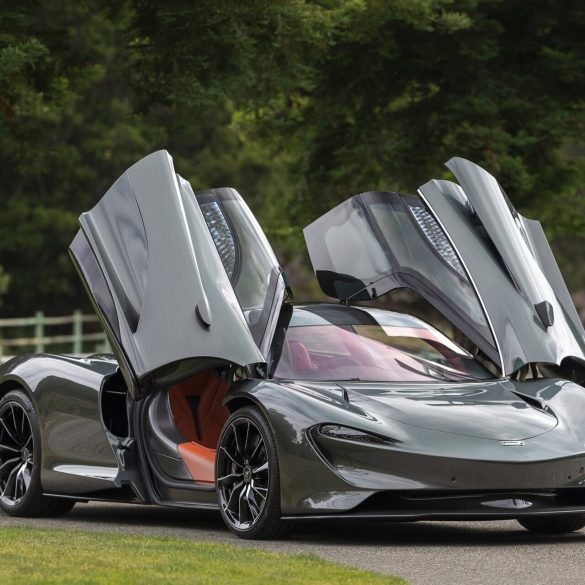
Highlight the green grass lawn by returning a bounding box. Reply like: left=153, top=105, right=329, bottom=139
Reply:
left=0, top=527, right=407, bottom=585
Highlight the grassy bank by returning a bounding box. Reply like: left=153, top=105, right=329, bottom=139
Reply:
left=0, top=527, right=407, bottom=585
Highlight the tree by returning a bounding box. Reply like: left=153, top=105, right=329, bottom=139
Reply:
left=280, top=0, right=585, bottom=233
left=0, top=266, right=9, bottom=307
left=1, top=0, right=584, bottom=317
left=0, top=0, right=303, bottom=315
left=0, top=1, right=159, bottom=316
left=127, top=0, right=585, bottom=235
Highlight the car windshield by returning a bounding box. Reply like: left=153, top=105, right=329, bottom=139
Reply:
left=272, top=306, right=494, bottom=383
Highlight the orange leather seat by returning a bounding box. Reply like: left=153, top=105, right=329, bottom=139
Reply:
left=177, top=442, right=215, bottom=485
left=168, top=370, right=229, bottom=484
left=168, top=370, right=230, bottom=449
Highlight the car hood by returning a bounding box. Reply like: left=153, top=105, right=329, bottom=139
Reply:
left=335, top=379, right=559, bottom=441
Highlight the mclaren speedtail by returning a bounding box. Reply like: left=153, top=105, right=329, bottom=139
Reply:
left=2, top=151, right=585, bottom=539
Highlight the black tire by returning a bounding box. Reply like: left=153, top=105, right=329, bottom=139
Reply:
left=517, top=514, right=585, bottom=534
left=216, top=406, right=291, bottom=540
left=0, top=390, right=75, bottom=517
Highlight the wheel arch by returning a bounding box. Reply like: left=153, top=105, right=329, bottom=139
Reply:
left=0, top=376, right=35, bottom=404
left=225, top=394, right=261, bottom=414
left=224, top=392, right=277, bottom=435
left=223, top=391, right=286, bottom=460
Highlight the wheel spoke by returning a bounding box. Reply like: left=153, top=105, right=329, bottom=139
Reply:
left=247, top=489, right=261, bottom=520
left=21, top=463, right=32, bottom=491
left=1, top=465, right=18, bottom=499
left=252, top=461, right=268, bottom=475
left=251, top=483, right=267, bottom=501
left=220, top=446, right=243, bottom=469
left=0, top=443, right=20, bottom=454
left=8, top=404, right=21, bottom=442
left=0, top=417, right=19, bottom=446
left=225, top=481, right=244, bottom=513
left=13, top=465, right=21, bottom=500
left=216, top=472, right=243, bottom=485
left=249, top=436, right=263, bottom=463
left=242, top=420, right=250, bottom=455
left=15, top=462, right=30, bottom=500
left=232, top=423, right=243, bottom=459
left=238, top=485, right=250, bottom=524
left=0, top=456, right=21, bottom=479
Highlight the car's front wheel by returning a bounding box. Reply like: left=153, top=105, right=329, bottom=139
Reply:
left=517, top=514, right=585, bottom=534
left=0, top=390, right=75, bottom=517
left=216, top=406, right=290, bottom=539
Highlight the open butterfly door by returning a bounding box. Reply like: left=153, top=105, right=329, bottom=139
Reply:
left=70, top=150, right=285, bottom=397
left=304, top=158, right=585, bottom=376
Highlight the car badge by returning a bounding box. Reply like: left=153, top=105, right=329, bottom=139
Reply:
left=501, top=440, right=525, bottom=446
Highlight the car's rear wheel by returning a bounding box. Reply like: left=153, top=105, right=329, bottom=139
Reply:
left=0, top=390, right=75, bottom=517
left=216, top=406, right=290, bottom=540
left=517, top=514, right=585, bottom=534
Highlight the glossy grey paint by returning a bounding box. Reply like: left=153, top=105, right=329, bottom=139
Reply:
left=70, top=150, right=265, bottom=389
left=228, top=372, right=585, bottom=515
left=305, top=158, right=585, bottom=375
left=422, top=157, right=585, bottom=374
left=3, top=309, right=585, bottom=519
left=3, top=147, right=585, bottom=523
left=0, top=354, right=119, bottom=494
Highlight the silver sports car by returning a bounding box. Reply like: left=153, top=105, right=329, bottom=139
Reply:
left=1, top=151, right=585, bottom=539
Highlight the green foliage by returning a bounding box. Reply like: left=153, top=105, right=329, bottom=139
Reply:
left=281, top=0, right=585, bottom=226
left=0, top=1, right=159, bottom=315
left=0, top=266, right=9, bottom=306
left=1, top=0, right=584, bottom=316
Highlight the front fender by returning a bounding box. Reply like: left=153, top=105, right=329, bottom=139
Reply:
left=226, top=379, right=380, bottom=514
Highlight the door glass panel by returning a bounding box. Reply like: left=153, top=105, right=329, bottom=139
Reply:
left=70, top=230, right=121, bottom=343
left=365, top=194, right=488, bottom=332
left=304, top=191, right=497, bottom=364
left=303, top=197, right=392, bottom=300
left=197, top=189, right=285, bottom=350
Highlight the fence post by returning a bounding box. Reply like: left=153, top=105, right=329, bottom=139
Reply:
left=73, top=310, right=83, bottom=354
left=35, top=311, right=45, bottom=353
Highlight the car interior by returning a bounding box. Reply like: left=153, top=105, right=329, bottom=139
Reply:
left=167, top=370, right=230, bottom=485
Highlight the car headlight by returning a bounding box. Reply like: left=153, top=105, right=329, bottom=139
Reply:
left=317, top=424, right=396, bottom=445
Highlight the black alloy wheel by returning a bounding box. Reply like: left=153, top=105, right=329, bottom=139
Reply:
left=0, top=400, right=33, bottom=505
left=216, top=406, right=290, bottom=539
left=0, top=390, right=75, bottom=517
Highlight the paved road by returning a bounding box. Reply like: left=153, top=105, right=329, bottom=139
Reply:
left=2, top=502, right=584, bottom=584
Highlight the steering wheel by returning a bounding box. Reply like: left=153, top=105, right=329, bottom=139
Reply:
left=317, top=355, right=361, bottom=370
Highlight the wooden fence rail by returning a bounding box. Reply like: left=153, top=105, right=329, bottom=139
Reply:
left=0, top=311, right=109, bottom=362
